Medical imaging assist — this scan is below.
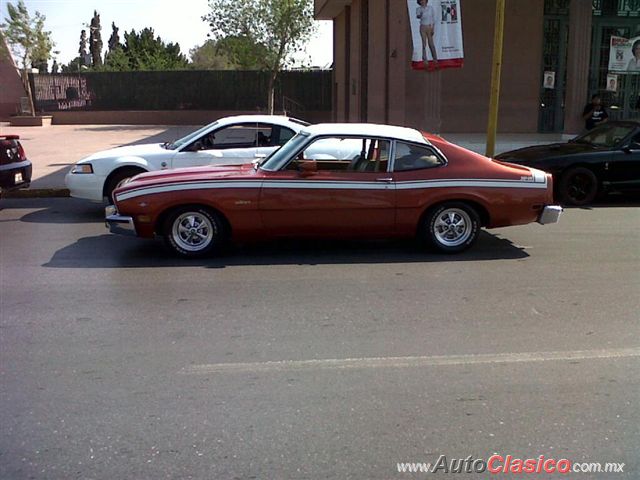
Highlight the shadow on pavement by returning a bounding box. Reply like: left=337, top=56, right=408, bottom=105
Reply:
left=3, top=198, right=105, bottom=223
left=43, top=231, right=529, bottom=269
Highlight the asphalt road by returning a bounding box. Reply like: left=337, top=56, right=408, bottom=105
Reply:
left=1, top=198, right=638, bottom=479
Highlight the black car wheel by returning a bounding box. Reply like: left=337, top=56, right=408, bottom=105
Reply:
left=104, top=167, right=145, bottom=203
left=422, top=202, right=481, bottom=253
left=559, top=167, right=598, bottom=206
left=163, top=207, right=226, bottom=257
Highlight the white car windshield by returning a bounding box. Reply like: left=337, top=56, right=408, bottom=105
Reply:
left=165, top=122, right=219, bottom=150
left=260, top=132, right=310, bottom=171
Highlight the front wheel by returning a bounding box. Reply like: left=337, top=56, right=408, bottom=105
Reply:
left=163, top=207, right=225, bottom=257
left=423, top=203, right=481, bottom=253
left=558, top=167, right=598, bottom=206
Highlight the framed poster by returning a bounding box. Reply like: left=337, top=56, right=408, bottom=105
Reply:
left=408, top=0, right=464, bottom=71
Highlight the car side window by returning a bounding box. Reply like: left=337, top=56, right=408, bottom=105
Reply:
left=285, top=136, right=390, bottom=172
left=277, top=127, right=296, bottom=146
left=192, top=123, right=259, bottom=151
left=629, top=133, right=640, bottom=150
left=393, top=142, right=445, bottom=171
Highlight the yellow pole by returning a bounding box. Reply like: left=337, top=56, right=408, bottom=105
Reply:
left=485, top=0, right=506, bottom=158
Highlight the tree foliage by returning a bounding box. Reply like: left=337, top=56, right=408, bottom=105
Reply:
left=1, top=0, right=54, bottom=70
left=1, top=0, right=54, bottom=114
left=88, top=10, right=102, bottom=67
left=190, top=37, right=270, bottom=70
left=202, top=0, right=316, bottom=112
left=102, top=27, right=188, bottom=71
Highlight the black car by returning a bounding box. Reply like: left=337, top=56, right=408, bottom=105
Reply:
left=495, top=121, right=640, bottom=206
left=0, top=135, right=32, bottom=194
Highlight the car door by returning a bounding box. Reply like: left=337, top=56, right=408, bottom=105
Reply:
left=172, top=123, right=260, bottom=168
left=606, top=131, right=640, bottom=191
left=391, top=141, right=448, bottom=233
left=258, top=136, right=396, bottom=237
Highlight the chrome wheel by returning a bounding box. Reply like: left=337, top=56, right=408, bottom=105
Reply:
left=432, top=208, right=473, bottom=247
left=171, top=212, right=215, bottom=252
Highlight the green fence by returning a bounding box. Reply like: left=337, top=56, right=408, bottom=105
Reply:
left=31, top=70, right=332, bottom=113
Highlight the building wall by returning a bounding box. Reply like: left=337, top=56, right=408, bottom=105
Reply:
left=0, top=35, right=27, bottom=120
left=323, top=0, right=546, bottom=133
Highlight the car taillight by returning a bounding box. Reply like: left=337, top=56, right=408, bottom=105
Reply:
left=17, top=142, right=26, bottom=160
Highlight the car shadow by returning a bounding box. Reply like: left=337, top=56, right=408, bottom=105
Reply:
left=1, top=198, right=105, bottom=223
left=43, top=231, right=529, bottom=269
left=75, top=125, right=200, bottom=147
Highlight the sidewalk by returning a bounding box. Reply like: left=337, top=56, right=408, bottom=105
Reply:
left=0, top=123, right=575, bottom=198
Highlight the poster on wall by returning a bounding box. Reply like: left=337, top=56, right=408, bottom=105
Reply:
left=543, top=71, right=556, bottom=89
left=407, top=0, right=464, bottom=71
left=606, top=74, right=618, bottom=92
left=608, top=35, right=640, bottom=73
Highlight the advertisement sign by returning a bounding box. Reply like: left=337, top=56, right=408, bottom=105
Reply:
left=407, top=0, right=464, bottom=71
left=608, top=35, right=640, bottom=73
left=606, top=74, right=618, bottom=92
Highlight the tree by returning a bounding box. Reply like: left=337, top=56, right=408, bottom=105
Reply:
left=102, top=27, right=188, bottom=71
left=203, top=0, right=316, bottom=113
left=189, top=39, right=233, bottom=70
left=78, top=29, right=88, bottom=65
left=1, top=0, right=54, bottom=115
left=88, top=10, right=102, bottom=67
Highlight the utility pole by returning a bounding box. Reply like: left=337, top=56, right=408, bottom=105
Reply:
left=485, top=0, right=506, bottom=158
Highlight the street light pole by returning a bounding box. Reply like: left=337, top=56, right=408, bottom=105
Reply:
left=485, top=0, right=506, bottom=158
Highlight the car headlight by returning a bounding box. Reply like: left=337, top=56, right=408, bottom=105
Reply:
left=71, top=164, right=93, bottom=174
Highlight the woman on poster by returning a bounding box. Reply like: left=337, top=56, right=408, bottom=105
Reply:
left=416, top=0, right=438, bottom=69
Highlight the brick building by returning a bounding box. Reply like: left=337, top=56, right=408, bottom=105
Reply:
left=315, top=0, right=640, bottom=134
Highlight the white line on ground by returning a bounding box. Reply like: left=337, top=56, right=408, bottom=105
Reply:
left=181, top=347, right=640, bottom=375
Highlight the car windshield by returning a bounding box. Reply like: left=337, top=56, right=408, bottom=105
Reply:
left=572, top=123, right=635, bottom=148
left=163, top=122, right=219, bottom=150
left=259, top=132, right=310, bottom=171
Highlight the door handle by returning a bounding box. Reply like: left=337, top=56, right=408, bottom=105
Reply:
left=376, top=177, right=393, bottom=182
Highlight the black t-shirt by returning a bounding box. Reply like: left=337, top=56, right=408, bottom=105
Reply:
left=583, top=103, right=608, bottom=130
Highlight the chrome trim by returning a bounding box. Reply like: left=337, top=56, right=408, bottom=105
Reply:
left=105, top=205, right=137, bottom=236
left=537, top=205, right=563, bottom=225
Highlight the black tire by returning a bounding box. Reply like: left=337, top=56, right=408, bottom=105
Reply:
left=104, top=167, right=145, bottom=203
left=163, top=207, right=225, bottom=258
left=559, top=167, right=598, bottom=206
left=422, top=202, right=481, bottom=254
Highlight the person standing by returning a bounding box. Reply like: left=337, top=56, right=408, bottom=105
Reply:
left=416, top=0, right=438, bottom=70
left=582, top=94, right=609, bottom=130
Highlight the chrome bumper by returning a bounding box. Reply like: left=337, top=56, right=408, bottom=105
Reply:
left=537, top=205, right=563, bottom=225
left=105, top=205, right=137, bottom=236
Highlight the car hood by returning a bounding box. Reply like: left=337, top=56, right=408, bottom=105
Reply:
left=81, top=143, right=168, bottom=162
left=118, top=163, right=253, bottom=189
left=495, top=142, right=606, bottom=163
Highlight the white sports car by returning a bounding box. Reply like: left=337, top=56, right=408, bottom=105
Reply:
left=65, top=115, right=310, bottom=201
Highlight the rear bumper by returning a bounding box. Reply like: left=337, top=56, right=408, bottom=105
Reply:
left=537, top=205, right=563, bottom=225
left=105, top=205, right=137, bottom=236
left=0, top=160, right=32, bottom=192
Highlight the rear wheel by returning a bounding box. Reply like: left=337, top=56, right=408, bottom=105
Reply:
left=104, top=167, right=145, bottom=203
left=559, top=167, right=598, bottom=206
left=163, top=207, right=225, bottom=257
left=422, top=202, right=480, bottom=253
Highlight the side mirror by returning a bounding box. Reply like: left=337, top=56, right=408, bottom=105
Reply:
left=298, top=160, right=317, bottom=177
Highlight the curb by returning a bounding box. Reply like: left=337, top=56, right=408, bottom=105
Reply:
left=3, top=188, right=70, bottom=198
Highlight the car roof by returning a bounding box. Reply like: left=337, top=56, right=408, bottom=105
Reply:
left=216, top=114, right=309, bottom=127
left=301, top=123, right=430, bottom=144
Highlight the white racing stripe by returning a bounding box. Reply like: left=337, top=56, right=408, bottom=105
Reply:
left=115, top=176, right=547, bottom=202
left=181, top=347, right=640, bottom=375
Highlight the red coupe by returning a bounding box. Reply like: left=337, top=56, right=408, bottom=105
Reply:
left=106, top=124, right=562, bottom=256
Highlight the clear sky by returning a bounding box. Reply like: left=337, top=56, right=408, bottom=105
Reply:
left=0, top=0, right=333, bottom=68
